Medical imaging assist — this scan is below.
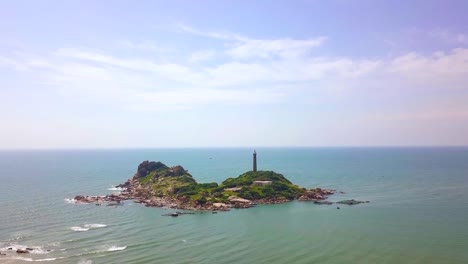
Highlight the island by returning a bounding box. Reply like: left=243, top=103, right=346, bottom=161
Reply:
left=73, top=152, right=369, bottom=212
left=74, top=160, right=350, bottom=211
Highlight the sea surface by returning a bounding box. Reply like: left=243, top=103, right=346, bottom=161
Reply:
left=0, top=147, right=467, bottom=263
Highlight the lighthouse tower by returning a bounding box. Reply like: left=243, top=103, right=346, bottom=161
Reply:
left=253, top=150, right=257, bottom=172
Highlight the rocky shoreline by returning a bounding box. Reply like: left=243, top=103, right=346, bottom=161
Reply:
left=73, top=180, right=340, bottom=211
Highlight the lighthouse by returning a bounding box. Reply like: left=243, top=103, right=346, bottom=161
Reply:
left=253, top=150, right=257, bottom=172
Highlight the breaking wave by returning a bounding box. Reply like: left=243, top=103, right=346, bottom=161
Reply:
left=83, top=224, right=107, bottom=229
left=107, top=246, right=126, bottom=252
left=0, top=244, right=52, bottom=255
left=70, top=227, right=89, bottom=232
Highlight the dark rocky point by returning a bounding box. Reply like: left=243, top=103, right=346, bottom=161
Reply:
left=337, top=199, right=369, bottom=205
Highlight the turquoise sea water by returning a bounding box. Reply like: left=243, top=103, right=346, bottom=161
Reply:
left=0, top=148, right=467, bottom=263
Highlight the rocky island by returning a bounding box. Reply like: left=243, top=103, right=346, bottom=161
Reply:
left=73, top=160, right=343, bottom=211
left=74, top=151, right=369, bottom=212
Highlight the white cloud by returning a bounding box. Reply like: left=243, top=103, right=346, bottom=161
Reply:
left=188, top=50, right=216, bottom=63
left=178, top=24, right=245, bottom=41
left=3, top=25, right=468, bottom=148
left=180, top=24, right=326, bottom=60
left=3, top=26, right=468, bottom=115
left=428, top=29, right=468, bottom=44
left=388, top=48, right=468, bottom=89
left=0, top=56, right=29, bottom=71
left=227, top=37, right=326, bottom=60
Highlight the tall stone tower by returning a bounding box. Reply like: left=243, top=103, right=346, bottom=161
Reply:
left=253, top=150, right=257, bottom=172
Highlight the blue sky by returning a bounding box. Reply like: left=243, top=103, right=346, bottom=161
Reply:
left=1, top=0, right=468, bottom=148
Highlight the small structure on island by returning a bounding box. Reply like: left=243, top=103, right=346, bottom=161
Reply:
left=253, top=180, right=272, bottom=186
left=253, top=150, right=257, bottom=172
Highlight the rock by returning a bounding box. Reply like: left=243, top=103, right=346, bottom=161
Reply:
left=134, top=161, right=169, bottom=179
left=337, top=207, right=340, bottom=209
left=171, top=213, right=179, bottom=217
left=213, top=202, right=228, bottom=208
left=212, top=203, right=230, bottom=211
left=25, top=248, right=34, bottom=251
left=228, top=196, right=252, bottom=204
left=337, top=199, right=368, bottom=205
left=16, top=249, right=29, bottom=254
left=169, top=165, right=188, bottom=176
left=7, top=247, right=12, bottom=250
left=74, top=195, right=85, bottom=201
left=0, top=252, right=5, bottom=255
left=313, top=200, right=333, bottom=205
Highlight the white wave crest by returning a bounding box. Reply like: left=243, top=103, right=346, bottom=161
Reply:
left=107, top=246, right=126, bottom=252
left=83, top=224, right=107, bottom=229
left=64, top=198, right=76, bottom=204
left=9, top=257, right=57, bottom=262
left=70, top=227, right=89, bottom=232
left=34, top=258, right=57, bottom=262
left=77, top=260, right=93, bottom=264
left=107, top=186, right=126, bottom=191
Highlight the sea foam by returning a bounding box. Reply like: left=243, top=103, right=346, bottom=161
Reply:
left=0, top=245, right=52, bottom=255
left=6, top=257, right=57, bottom=262
left=107, top=186, right=126, bottom=191
left=83, top=224, right=107, bottom=228
left=70, top=227, right=89, bottom=232
left=64, top=198, right=76, bottom=204
left=77, top=260, right=93, bottom=264
left=107, top=246, right=127, bottom=252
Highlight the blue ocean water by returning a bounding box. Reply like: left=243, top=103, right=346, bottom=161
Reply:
left=0, top=147, right=467, bottom=263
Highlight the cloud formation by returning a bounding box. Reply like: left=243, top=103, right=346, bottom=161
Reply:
left=1, top=26, right=468, bottom=119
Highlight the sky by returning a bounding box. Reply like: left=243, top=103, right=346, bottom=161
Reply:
left=1, top=0, right=468, bottom=149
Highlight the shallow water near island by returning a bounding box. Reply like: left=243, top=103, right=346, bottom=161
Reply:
left=1, top=147, right=468, bottom=263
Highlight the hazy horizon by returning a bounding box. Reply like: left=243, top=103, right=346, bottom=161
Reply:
left=2, top=0, right=468, bottom=149
left=2, top=145, right=468, bottom=151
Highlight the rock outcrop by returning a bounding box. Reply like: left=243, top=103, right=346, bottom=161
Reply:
left=337, top=199, right=370, bottom=205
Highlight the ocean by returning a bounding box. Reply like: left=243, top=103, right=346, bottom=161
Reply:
left=0, top=147, right=467, bottom=263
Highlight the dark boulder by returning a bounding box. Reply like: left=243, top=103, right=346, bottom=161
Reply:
left=337, top=199, right=369, bottom=205
left=134, top=161, right=169, bottom=179
left=313, top=200, right=333, bottom=205
left=74, top=195, right=85, bottom=201
left=168, top=165, right=188, bottom=177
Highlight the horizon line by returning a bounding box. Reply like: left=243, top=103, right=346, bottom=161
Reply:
left=1, top=145, right=468, bottom=151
